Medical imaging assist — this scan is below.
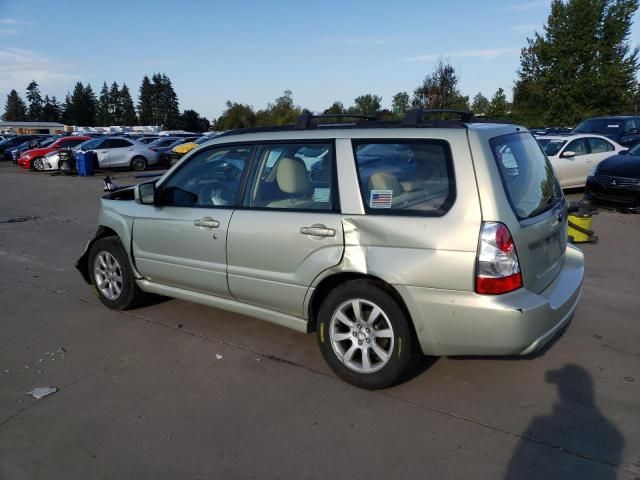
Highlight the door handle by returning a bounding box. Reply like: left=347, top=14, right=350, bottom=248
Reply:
left=194, top=217, right=220, bottom=228
left=300, top=225, right=336, bottom=237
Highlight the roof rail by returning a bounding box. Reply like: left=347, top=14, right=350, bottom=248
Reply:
left=402, top=109, right=476, bottom=126
left=295, top=111, right=377, bottom=129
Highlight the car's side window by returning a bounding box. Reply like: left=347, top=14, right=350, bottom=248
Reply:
left=353, top=140, right=455, bottom=216
left=565, top=139, right=587, bottom=156
left=243, top=143, right=334, bottom=211
left=159, top=145, right=252, bottom=207
left=587, top=137, right=613, bottom=153
left=108, top=139, right=133, bottom=149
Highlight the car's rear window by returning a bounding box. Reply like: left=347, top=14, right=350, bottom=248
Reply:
left=352, top=140, right=455, bottom=216
left=490, top=133, right=562, bottom=220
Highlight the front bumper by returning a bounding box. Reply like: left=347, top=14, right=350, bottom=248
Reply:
left=586, top=176, right=640, bottom=207
left=17, top=158, right=31, bottom=169
left=396, top=245, right=584, bottom=356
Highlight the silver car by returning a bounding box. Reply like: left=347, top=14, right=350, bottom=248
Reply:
left=76, top=110, right=584, bottom=389
left=76, top=136, right=161, bottom=171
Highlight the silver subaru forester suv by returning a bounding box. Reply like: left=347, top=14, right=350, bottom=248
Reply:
left=76, top=110, right=584, bottom=389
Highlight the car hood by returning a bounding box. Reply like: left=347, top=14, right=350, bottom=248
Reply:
left=21, top=147, right=53, bottom=158
left=597, top=154, right=640, bottom=177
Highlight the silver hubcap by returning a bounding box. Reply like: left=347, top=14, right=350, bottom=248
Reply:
left=93, top=251, right=123, bottom=300
left=330, top=299, right=394, bottom=373
left=34, top=159, right=42, bottom=170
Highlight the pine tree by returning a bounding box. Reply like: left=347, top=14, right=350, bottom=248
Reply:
left=96, top=82, right=112, bottom=126
left=83, top=83, right=97, bottom=126
left=62, top=93, right=73, bottom=124
left=513, top=0, right=639, bottom=125
left=50, top=96, right=62, bottom=122
left=471, top=93, right=490, bottom=115
left=119, top=83, right=138, bottom=126
left=26, top=80, right=44, bottom=121
left=2, top=89, right=28, bottom=121
left=487, top=88, right=509, bottom=118
left=412, top=59, right=469, bottom=111
left=109, top=82, right=122, bottom=124
left=67, top=82, right=97, bottom=126
left=138, top=75, right=154, bottom=125
left=158, top=74, right=180, bottom=129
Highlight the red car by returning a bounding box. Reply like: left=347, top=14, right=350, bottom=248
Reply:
left=18, top=136, right=91, bottom=170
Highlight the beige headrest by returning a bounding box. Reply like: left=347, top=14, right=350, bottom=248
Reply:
left=368, top=171, right=403, bottom=196
left=276, top=157, right=311, bottom=194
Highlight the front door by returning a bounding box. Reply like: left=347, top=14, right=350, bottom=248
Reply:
left=227, top=142, right=344, bottom=317
left=132, top=145, right=253, bottom=296
left=105, top=138, right=135, bottom=168
left=560, top=138, right=589, bottom=187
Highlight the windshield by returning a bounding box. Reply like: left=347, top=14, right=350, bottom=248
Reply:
left=38, top=137, right=57, bottom=148
left=490, top=132, right=563, bottom=220
left=149, top=138, right=178, bottom=148
left=574, top=119, right=623, bottom=135
left=537, top=138, right=567, bottom=157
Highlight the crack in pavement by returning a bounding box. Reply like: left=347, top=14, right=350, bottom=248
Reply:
left=0, top=271, right=633, bottom=475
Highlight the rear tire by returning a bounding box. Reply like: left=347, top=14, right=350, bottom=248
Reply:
left=88, top=237, right=145, bottom=310
left=130, top=156, right=147, bottom=172
left=316, top=279, right=419, bottom=389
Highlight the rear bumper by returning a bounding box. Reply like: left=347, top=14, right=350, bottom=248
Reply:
left=396, top=245, right=584, bottom=356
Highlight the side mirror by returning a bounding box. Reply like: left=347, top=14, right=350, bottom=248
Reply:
left=625, top=128, right=639, bottom=135
left=561, top=150, right=576, bottom=158
left=135, top=181, right=156, bottom=205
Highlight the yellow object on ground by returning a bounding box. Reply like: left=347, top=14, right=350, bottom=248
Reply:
left=568, top=214, right=594, bottom=243
left=173, top=142, right=198, bottom=154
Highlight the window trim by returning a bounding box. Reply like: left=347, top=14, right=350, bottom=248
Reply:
left=238, top=139, right=341, bottom=214
left=350, top=138, right=457, bottom=217
left=155, top=142, right=257, bottom=209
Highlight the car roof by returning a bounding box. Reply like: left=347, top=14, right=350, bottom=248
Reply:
left=538, top=133, right=616, bottom=141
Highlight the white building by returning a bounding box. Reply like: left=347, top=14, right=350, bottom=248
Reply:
left=0, top=121, right=67, bottom=134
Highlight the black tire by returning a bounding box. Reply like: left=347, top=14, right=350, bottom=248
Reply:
left=130, top=156, right=147, bottom=172
left=88, top=236, right=145, bottom=310
left=316, top=279, right=419, bottom=389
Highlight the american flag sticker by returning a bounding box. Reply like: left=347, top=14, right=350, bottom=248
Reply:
left=370, top=189, right=393, bottom=208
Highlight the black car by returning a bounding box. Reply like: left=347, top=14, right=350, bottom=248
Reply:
left=0, top=135, right=49, bottom=160
left=586, top=145, right=640, bottom=208
left=574, top=116, right=640, bottom=147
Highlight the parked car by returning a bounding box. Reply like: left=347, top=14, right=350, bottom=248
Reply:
left=18, top=136, right=91, bottom=170
left=537, top=134, right=626, bottom=188
left=168, top=135, right=221, bottom=165
left=0, top=135, right=49, bottom=160
left=573, top=116, right=640, bottom=147
left=76, top=136, right=161, bottom=171
left=76, top=110, right=584, bottom=389
left=137, top=136, right=160, bottom=144
left=8, top=136, right=54, bottom=163
left=149, top=136, right=199, bottom=164
left=586, top=143, right=640, bottom=208
left=531, top=127, right=572, bottom=136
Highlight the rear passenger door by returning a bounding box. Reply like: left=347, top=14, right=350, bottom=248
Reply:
left=226, top=142, right=344, bottom=317
left=105, top=139, right=135, bottom=168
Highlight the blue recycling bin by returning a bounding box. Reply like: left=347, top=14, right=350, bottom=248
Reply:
left=76, top=151, right=97, bottom=176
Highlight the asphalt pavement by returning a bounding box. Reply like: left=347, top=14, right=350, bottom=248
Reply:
left=0, top=164, right=638, bottom=480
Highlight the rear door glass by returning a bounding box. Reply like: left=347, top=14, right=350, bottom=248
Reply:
left=490, top=133, right=563, bottom=220
left=352, top=141, right=455, bottom=215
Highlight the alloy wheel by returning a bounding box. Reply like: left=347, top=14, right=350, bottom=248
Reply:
left=93, top=251, right=123, bottom=300
left=329, top=298, right=395, bottom=373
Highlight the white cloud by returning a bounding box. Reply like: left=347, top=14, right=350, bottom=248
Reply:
left=504, top=1, right=549, bottom=10
left=0, top=28, right=18, bottom=35
left=511, top=24, right=542, bottom=33
left=0, top=18, right=36, bottom=26
left=402, top=48, right=519, bottom=62
left=0, top=48, right=76, bottom=92
left=320, top=36, right=390, bottom=47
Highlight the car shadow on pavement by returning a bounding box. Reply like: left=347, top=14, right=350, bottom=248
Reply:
left=504, top=364, right=624, bottom=479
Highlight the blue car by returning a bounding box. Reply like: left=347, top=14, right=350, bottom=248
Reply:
left=574, top=116, right=640, bottom=148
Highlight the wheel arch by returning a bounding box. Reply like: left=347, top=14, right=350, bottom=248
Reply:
left=306, top=272, right=415, bottom=338
left=75, top=226, right=121, bottom=284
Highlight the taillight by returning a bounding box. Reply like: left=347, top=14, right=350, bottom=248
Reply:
left=475, top=222, right=522, bottom=295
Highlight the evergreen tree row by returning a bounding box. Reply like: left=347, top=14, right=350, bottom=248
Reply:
left=1, top=73, right=209, bottom=131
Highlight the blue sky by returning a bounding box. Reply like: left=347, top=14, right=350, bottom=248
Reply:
left=1, top=0, right=639, bottom=120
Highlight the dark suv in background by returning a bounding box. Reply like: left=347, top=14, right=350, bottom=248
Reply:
left=573, top=116, right=640, bottom=147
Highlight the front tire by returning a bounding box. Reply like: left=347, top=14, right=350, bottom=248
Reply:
left=130, top=156, right=147, bottom=172
left=317, top=280, right=419, bottom=389
left=88, top=237, right=145, bottom=310
left=32, top=158, right=43, bottom=171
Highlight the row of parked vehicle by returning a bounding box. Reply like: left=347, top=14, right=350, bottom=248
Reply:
left=0, top=131, right=219, bottom=172
left=533, top=115, right=640, bottom=208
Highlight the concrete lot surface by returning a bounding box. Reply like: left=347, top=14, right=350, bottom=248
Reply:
left=0, top=164, right=639, bottom=479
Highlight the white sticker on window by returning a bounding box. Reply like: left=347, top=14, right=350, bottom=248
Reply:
left=370, top=189, right=393, bottom=208
left=608, top=124, right=621, bottom=128
left=313, top=188, right=330, bottom=203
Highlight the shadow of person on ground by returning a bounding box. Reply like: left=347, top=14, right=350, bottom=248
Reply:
left=504, top=364, right=624, bottom=479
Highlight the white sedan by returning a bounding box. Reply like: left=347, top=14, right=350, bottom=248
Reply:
left=536, top=134, right=626, bottom=188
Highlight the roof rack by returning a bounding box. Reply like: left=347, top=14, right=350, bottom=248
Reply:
left=402, top=109, right=475, bottom=126
left=295, top=111, right=378, bottom=129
